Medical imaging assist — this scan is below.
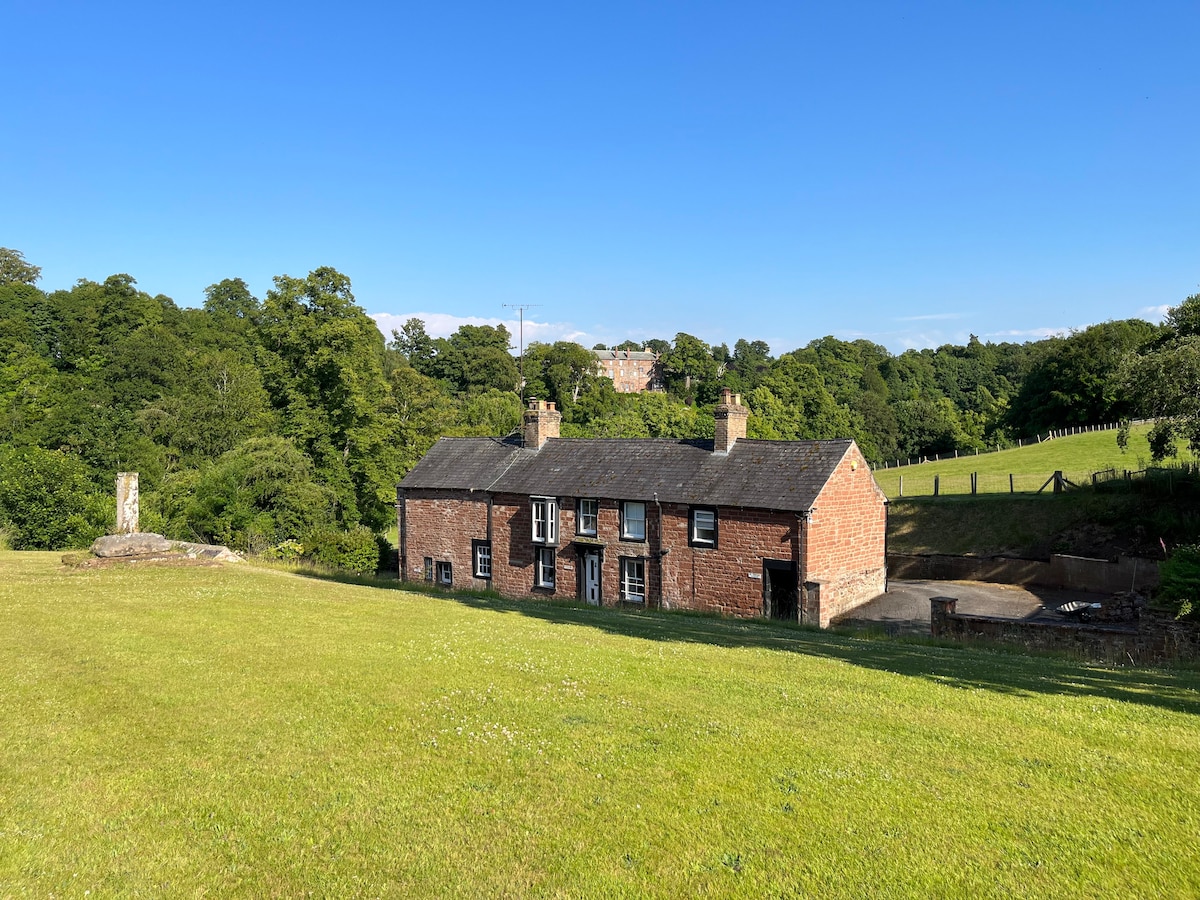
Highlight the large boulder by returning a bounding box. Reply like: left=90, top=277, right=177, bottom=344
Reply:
left=170, top=541, right=242, bottom=562
left=91, top=532, right=172, bottom=558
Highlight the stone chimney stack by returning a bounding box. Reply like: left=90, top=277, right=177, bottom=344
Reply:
left=523, top=399, right=561, bottom=450
left=713, top=388, right=748, bottom=453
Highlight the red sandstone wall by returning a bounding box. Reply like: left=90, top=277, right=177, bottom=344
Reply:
left=401, top=490, right=489, bottom=588
left=659, top=504, right=796, bottom=618
left=805, top=445, right=888, bottom=625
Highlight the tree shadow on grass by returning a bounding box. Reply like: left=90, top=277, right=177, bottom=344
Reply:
left=301, top=571, right=1200, bottom=718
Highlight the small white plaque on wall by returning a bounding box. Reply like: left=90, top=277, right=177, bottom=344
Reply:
left=748, top=572, right=762, bottom=580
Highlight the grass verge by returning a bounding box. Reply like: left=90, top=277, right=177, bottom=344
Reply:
left=2, top=553, right=1199, bottom=896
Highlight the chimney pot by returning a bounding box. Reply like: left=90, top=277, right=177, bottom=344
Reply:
left=523, top=396, right=561, bottom=449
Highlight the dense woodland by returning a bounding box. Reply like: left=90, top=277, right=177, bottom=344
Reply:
left=1, top=247, right=1196, bottom=561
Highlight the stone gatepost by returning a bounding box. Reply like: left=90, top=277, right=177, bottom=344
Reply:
left=930, top=596, right=958, bottom=637
left=116, top=472, right=139, bottom=534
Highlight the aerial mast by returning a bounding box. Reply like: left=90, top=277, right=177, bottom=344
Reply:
left=502, top=303, right=540, bottom=402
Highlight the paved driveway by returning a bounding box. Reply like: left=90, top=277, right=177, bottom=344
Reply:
left=833, top=579, right=1110, bottom=635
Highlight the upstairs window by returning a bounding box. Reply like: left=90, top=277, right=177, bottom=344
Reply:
left=577, top=499, right=598, bottom=536
left=531, top=497, right=559, bottom=544
left=621, top=501, right=646, bottom=542
left=690, top=507, right=718, bottom=548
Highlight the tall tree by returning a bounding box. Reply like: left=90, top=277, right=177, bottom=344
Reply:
left=1121, top=295, right=1200, bottom=460
left=258, top=267, right=399, bottom=529
left=0, top=248, right=41, bottom=286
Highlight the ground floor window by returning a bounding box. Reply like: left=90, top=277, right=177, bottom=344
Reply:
left=436, top=560, right=452, bottom=585
left=620, top=556, right=646, bottom=603
left=473, top=540, right=492, bottom=578
left=536, top=547, right=556, bottom=589
left=423, top=557, right=433, bottom=582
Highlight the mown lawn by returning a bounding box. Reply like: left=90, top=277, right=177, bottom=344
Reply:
left=2, top=553, right=1199, bottom=897
left=873, top=424, right=1193, bottom=498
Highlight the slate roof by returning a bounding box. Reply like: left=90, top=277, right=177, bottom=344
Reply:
left=593, top=349, right=659, bottom=361
left=399, top=436, right=854, bottom=513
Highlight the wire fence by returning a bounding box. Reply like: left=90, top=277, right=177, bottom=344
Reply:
left=876, top=463, right=1199, bottom=498
left=871, top=420, right=1152, bottom=471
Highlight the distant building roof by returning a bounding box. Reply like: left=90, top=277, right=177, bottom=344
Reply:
left=399, top=436, right=854, bottom=513
left=592, top=349, right=659, bottom=361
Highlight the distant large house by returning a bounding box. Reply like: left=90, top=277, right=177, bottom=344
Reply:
left=592, top=348, right=664, bottom=393
left=396, top=391, right=888, bottom=627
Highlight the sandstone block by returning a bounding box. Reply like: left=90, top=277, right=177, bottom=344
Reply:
left=92, top=532, right=172, bottom=558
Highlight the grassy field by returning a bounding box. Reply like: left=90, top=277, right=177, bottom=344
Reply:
left=872, top=424, right=1193, bottom=498
left=3, top=554, right=1200, bottom=897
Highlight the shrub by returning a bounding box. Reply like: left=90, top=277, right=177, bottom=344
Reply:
left=1156, top=543, right=1200, bottom=619
left=0, top=448, right=108, bottom=549
left=303, top=526, right=381, bottom=575
left=180, top=437, right=337, bottom=550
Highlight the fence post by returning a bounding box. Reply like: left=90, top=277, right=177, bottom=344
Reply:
left=971, top=472, right=977, bottom=495
left=1054, top=470, right=1064, bottom=493
left=1009, top=473, right=1014, bottom=494
left=934, top=474, right=940, bottom=497
left=899, top=475, right=903, bottom=497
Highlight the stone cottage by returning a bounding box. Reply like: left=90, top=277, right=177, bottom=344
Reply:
left=396, top=390, right=888, bottom=627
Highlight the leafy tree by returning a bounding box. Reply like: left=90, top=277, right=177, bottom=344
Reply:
left=1006, top=320, right=1159, bottom=436
left=522, top=341, right=601, bottom=411
left=1165, top=293, right=1200, bottom=339
left=892, top=397, right=968, bottom=457
left=258, top=266, right=400, bottom=529
left=726, top=338, right=773, bottom=394
left=0, top=248, right=41, bottom=286
left=139, top=349, right=276, bottom=466
left=662, top=332, right=719, bottom=403
left=0, top=447, right=108, bottom=549
left=386, top=362, right=464, bottom=474
left=390, top=317, right=437, bottom=375
left=428, top=324, right=518, bottom=395
left=172, top=436, right=337, bottom=550
left=1121, top=332, right=1200, bottom=460
left=747, top=356, right=853, bottom=441
left=203, top=277, right=261, bottom=321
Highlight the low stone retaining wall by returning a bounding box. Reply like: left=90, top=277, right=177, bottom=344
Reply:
left=930, top=597, right=1200, bottom=666
left=889, top=552, right=1158, bottom=594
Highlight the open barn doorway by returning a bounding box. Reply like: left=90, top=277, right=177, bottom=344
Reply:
left=763, top=560, right=798, bottom=622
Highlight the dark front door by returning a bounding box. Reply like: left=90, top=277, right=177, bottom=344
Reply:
left=763, top=560, right=798, bottom=622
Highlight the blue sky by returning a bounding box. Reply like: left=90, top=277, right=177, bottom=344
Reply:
left=6, top=1, right=1198, bottom=354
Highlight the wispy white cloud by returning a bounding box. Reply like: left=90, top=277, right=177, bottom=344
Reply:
left=1140, top=304, right=1171, bottom=321
left=984, top=326, right=1073, bottom=340
left=370, top=311, right=591, bottom=349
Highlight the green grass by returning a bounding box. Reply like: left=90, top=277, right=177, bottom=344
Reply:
left=873, top=424, right=1193, bottom=498
left=3, top=553, right=1200, bottom=896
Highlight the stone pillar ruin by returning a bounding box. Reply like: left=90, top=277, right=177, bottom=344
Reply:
left=116, top=472, right=139, bottom=534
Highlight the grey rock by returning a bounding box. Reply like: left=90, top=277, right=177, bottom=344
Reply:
left=169, top=541, right=243, bottom=562
left=91, top=532, right=172, bottom=558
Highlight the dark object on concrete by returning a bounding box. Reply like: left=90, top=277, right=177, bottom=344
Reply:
left=1054, top=600, right=1102, bottom=619
left=92, top=532, right=172, bottom=558
left=931, top=596, right=1200, bottom=666
left=833, top=579, right=1103, bottom=636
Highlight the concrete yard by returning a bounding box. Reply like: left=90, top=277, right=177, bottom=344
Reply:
left=834, top=578, right=1111, bottom=635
